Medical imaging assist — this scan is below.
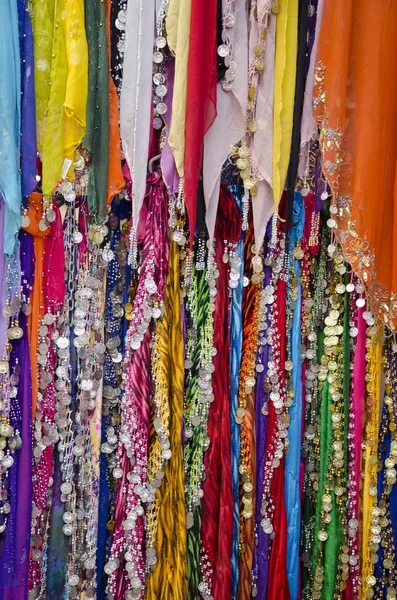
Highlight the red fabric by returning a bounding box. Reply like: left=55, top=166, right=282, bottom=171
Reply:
left=184, top=0, right=217, bottom=243
left=201, top=187, right=240, bottom=599
left=267, top=278, right=290, bottom=600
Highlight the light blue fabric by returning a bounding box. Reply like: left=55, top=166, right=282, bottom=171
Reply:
left=0, top=1, right=21, bottom=255
left=285, top=192, right=304, bottom=600
left=229, top=185, right=244, bottom=599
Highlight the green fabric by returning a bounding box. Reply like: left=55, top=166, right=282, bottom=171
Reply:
left=312, top=329, right=327, bottom=567
left=184, top=263, right=209, bottom=598
left=312, top=285, right=350, bottom=600
left=302, top=232, right=328, bottom=598
left=84, top=0, right=109, bottom=220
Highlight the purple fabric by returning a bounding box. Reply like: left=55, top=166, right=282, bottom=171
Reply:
left=160, top=58, right=180, bottom=195
left=252, top=223, right=272, bottom=599
left=0, top=201, right=8, bottom=354
left=305, top=0, right=318, bottom=78
left=18, top=0, right=37, bottom=198
left=0, top=231, right=33, bottom=600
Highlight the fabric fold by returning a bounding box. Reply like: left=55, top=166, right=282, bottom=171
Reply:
left=120, top=0, right=155, bottom=225
left=272, top=0, right=298, bottom=213
left=250, top=9, right=276, bottom=251
left=203, top=0, right=247, bottom=241
left=0, top=0, right=21, bottom=255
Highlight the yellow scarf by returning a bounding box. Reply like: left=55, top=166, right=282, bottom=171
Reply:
left=166, top=0, right=191, bottom=178
left=145, top=241, right=188, bottom=599
left=33, top=0, right=88, bottom=195
left=272, top=0, right=298, bottom=212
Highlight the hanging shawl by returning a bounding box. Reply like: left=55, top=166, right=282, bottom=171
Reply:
left=0, top=0, right=21, bottom=255
left=0, top=236, right=33, bottom=600
left=167, top=0, right=192, bottom=178
left=272, top=0, right=298, bottom=214
left=297, top=0, right=324, bottom=179
left=284, top=0, right=309, bottom=231
left=201, top=185, right=239, bottom=599
left=18, top=0, right=37, bottom=198
left=105, top=0, right=125, bottom=204
left=284, top=192, right=304, bottom=600
left=33, top=0, right=87, bottom=197
left=203, top=0, right=247, bottom=241
left=160, top=58, right=180, bottom=196
left=0, top=202, right=9, bottom=356
left=314, top=0, right=397, bottom=330
left=144, top=241, right=188, bottom=600
left=183, top=0, right=217, bottom=240
left=120, top=0, right=154, bottom=229
left=250, top=8, right=276, bottom=253
left=228, top=186, right=244, bottom=598
left=84, top=0, right=110, bottom=220
left=23, top=192, right=51, bottom=419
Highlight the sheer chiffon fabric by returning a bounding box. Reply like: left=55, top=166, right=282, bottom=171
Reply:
left=315, top=0, right=397, bottom=329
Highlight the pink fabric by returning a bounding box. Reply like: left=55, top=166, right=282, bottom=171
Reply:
left=43, top=201, right=65, bottom=311
left=353, top=306, right=366, bottom=524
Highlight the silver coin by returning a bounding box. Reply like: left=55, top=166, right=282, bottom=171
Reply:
left=115, top=18, right=125, bottom=31
left=156, top=102, right=167, bottom=115
left=46, top=210, right=56, bottom=223
left=222, top=80, right=233, bottom=92
left=153, top=51, right=163, bottom=64
left=217, top=44, right=229, bottom=57
left=56, top=336, right=69, bottom=349
left=118, top=9, right=127, bottom=23
left=156, top=35, right=167, bottom=48
left=153, top=71, right=165, bottom=85
left=225, top=13, right=235, bottom=27
left=225, top=68, right=235, bottom=82
left=155, top=84, right=167, bottom=98
left=39, top=325, right=49, bottom=337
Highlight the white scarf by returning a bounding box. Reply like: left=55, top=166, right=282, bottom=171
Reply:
left=120, top=0, right=155, bottom=226
left=203, top=0, right=248, bottom=241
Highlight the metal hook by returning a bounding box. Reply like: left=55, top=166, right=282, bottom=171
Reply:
left=148, top=154, right=162, bottom=174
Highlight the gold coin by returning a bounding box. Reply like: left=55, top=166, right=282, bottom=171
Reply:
left=237, top=158, right=249, bottom=171
left=248, top=121, right=259, bottom=133
left=94, top=232, right=104, bottom=245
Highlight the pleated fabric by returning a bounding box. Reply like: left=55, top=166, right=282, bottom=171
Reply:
left=145, top=241, right=188, bottom=599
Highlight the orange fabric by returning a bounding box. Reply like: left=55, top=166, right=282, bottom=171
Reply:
left=315, top=0, right=397, bottom=330
left=23, top=192, right=50, bottom=419
left=105, top=0, right=124, bottom=204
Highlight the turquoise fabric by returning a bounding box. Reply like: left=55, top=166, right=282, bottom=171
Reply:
left=229, top=185, right=244, bottom=599
left=0, top=1, right=21, bottom=255
left=285, top=191, right=304, bottom=600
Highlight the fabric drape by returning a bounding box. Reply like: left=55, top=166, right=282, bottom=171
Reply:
left=183, top=0, right=217, bottom=240
left=272, top=0, right=298, bottom=214
left=314, top=0, right=397, bottom=329
left=0, top=0, right=21, bottom=255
